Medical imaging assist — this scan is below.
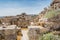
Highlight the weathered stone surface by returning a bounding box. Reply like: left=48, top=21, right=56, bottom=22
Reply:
left=0, top=29, right=17, bottom=40
left=28, top=28, right=40, bottom=40
left=5, top=34, right=16, bottom=40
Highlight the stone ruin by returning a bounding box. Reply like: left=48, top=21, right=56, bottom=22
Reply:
left=0, top=25, right=21, bottom=40
left=28, top=28, right=40, bottom=40
left=0, top=29, right=16, bottom=40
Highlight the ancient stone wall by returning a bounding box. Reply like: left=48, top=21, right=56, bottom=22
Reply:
left=28, top=28, right=40, bottom=40
left=0, top=29, right=17, bottom=40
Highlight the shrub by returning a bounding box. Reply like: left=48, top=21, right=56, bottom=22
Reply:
left=39, top=33, right=60, bottom=40
left=44, top=9, right=60, bottom=19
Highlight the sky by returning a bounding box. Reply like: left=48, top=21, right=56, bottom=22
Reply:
left=0, top=0, right=52, bottom=16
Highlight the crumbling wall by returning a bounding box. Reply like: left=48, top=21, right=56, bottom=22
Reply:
left=0, top=29, right=17, bottom=40
left=28, top=28, right=40, bottom=40
left=4, top=29, right=16, bottom=40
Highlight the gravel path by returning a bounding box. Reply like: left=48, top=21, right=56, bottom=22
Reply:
left=21, top=29, right=29, bottom=40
